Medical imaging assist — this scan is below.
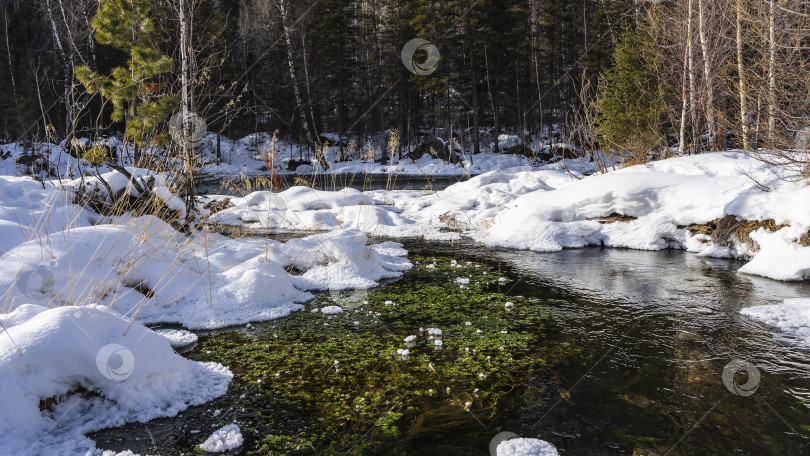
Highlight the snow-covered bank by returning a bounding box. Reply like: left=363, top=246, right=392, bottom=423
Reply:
left=0, top=133, right=549, bottom=180
left=0, top=170, right=412, bottom=454
left=0, top=172, right=411, bottom=330
left=0, top=304, right=232, bottom=455
left=215, top=151, right=810, bottom=282
left=382, top=152, right=806, bottom=280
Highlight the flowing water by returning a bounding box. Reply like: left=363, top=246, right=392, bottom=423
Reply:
left=197, top=174, right=473, bottom=195
left=450, top=243, right=810, bottom=455
left=92, top=241, right=810, bottom=455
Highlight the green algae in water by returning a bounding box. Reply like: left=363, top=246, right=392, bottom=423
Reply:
left=94, top=255, right=577, bottom=455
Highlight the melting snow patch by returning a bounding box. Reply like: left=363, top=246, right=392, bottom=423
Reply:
left=154, top=328, right=199, bottom=348
left=496, top=437, right=559, bottom=456
left=200, top=424, right=244, bottom=453
left=320, top=306, right=344, bottom=315
left=741, top=299, right=810, bottom=347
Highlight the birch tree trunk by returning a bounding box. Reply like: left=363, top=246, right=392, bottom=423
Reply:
left=3, top=11, right=15, bottom=99
left=736, top=0, right=750, bottom=150
left=179, top=0, right=194, bottom=219
left=687, top=0, right=697, bottom=154
left=697, top=0, right=716, bottom=151
left=44, top=0, right=73, bottom=138
left=679, top=42, right=688, bottom=156
left=277, top=0, right=327, bottom=170
left=767, top=0, right=776, bottom=144
left=467, top=0, right=479, bottom=155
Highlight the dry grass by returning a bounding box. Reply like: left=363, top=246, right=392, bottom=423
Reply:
left=795, top=230, right=810, bottom=247
left=685, top=215, right=787, bottom=252
left=589, top=213, right=638, bottom=224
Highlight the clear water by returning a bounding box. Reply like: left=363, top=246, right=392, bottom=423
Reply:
left=460, top=244, right=810, bottom=455
left=92, top=242, right=810, bottom=455
left=196, top=174, right=473, bottom=195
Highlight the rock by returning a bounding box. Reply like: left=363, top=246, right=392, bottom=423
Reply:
left=502, top=143, right=532, bottom=157
left=408, top=137, right=459, bottom=163
left=286, top=158, right=309, bottom=172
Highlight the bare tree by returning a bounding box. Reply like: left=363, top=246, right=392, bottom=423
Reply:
left=697, top=0, right=716, bottom=150
left=276, top=0, right=327, bottom=170
left=736, top=0, right=751, bottom=150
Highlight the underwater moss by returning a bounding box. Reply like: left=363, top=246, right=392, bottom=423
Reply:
left=96, top=254, right=577, bottom=455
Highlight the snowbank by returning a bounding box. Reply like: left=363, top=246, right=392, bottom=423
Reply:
left=210, top=186, right=414, bottom=233
left=377, top=152, right=810, bottom=281
left=0, top=173, right=412, bottom=330
left=0, top=305, right=232, bottom=455
left=0, top=218, right=410, bottom=329
left=742, top=299, right=810, bottom=347
left=214, top=152, right=810, bottom=282
left=155, top=328, right=199, bottom=348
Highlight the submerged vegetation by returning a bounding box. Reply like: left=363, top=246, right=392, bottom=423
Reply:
left=94, top=254, right=577, bottom=455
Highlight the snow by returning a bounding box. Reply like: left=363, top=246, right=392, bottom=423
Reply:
left=496, top=438, right=560, bottom=456
left=742, top=299, right=810, bottom=347
left=154, top=328, right=199, bottom=348
left=209, top=185, right=414, bottom=233
left=354, top=152, right=810, bottom=282
left=320, top=305, right=344, bottom=314
left=738, top=226, right=810, bottom=281
left=0, top=305, right=231, bottom=455
left=200, top=424, right=244, bottom=453
left=0, top=198, right=411, bottom=329
left=0, top=170, right=414, bottom=453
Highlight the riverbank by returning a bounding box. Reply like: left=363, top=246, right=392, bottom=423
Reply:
left=0, top=148, right=809, bottom=454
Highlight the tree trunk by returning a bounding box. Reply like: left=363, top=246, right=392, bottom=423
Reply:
left=484, top=42, right=499, bottom=153
left=697, top=0, right=716, bottom=151
left=277, top=0, right=326, bottom=170
left=467, top=0, right=479, bottom=155
left=44, top=0, right=72, bottom=138
left=687, top=0, right=698, bottom=153
left=179, top=0, right=196, bottom=221
left=767, top=0, right=776, bottom=144
left=301, top=28, right=320, bottom=150
left=736, top=0, right=750, bottom=150
left=3, top=10, right=15, bottom=100
left=679, top=41, right=688, bottom=156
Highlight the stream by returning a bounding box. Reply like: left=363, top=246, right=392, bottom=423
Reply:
left=92, top=241, right=810, bottom=455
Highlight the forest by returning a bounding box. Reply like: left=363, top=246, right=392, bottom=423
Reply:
left=2, top=0, right=805, bottom=168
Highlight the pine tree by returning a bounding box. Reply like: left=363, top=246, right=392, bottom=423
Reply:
left=596, top=24, right=669, bottom=162
left=75, top=0, right=177, bottom=147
